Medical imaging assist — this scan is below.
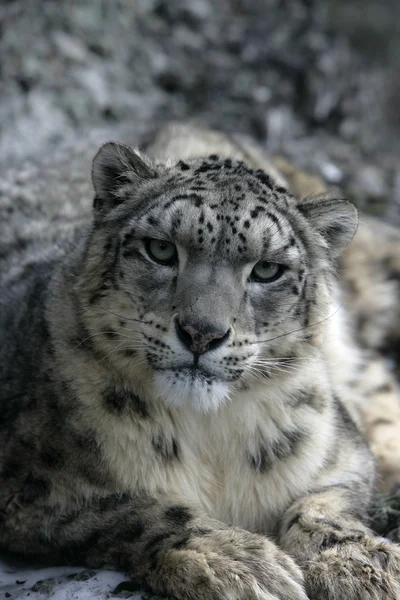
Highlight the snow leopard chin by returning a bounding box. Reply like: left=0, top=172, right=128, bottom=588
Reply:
left=153, top=368, right=231, bottom=412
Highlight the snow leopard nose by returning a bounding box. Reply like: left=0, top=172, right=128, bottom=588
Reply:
left=175, top=319, right=230, bottom=355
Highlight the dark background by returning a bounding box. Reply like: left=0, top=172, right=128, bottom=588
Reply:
left=1, top=0, right=399, bottom=223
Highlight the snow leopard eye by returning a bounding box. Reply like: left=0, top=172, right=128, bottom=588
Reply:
left=145, top=239, right=177, bottom=266
left=251, top=261, right=285, bottom=283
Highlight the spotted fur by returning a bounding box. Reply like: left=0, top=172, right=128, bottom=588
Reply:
left=1, top=123, right=400, bottom=600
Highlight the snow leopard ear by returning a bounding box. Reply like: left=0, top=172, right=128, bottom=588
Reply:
left=91, top=142, right=158, bottom=216
left=296, top=194, right=358, bottom=257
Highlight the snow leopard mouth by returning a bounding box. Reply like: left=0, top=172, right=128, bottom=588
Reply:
left=155, top=364, right=218, bottom=383
left=185, top=365, right=216, bottom=383
left=153, top=364, right=232, bottom=411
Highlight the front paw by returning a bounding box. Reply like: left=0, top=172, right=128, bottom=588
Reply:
left=140, top=527, right=308, bottom=600
left=305, top=535, right=400, bottom=600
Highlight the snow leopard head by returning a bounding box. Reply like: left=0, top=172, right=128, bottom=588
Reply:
left=77, top=142, right=357, bottom=412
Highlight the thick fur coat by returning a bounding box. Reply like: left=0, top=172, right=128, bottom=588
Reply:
left=1, top=123, right=400, bottom=600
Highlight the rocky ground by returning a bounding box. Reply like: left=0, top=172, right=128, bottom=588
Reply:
left=1, top=0, right=400, bottom=222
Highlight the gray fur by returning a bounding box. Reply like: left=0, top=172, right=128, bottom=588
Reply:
left=1, top=123, right=400, bottom=600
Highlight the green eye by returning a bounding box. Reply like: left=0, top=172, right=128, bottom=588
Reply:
left=145, top=239, right=177, bottom=266
left=251, top=261, right=284, bottom=283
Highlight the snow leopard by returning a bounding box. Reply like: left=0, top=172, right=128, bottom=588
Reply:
left=1, top=122, right=400, bottom=600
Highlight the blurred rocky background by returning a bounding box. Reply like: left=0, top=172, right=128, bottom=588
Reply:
left=0, top=0, right=399, bottom=222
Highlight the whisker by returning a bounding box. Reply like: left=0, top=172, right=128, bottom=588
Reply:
left=249, top=303, right=345, bottom=346
left=89, top=342, right=130, bottom=366
left=102, top=308, right=151, bottom=324
left=80, top=305, right=151, bottom=326
left=73, top=330, right=141, bottom=350
left=251, top=356, right=308, bottom=363
left=244, top=361, right=303, bottom=377
left=242, top=366, right=271, bottom=382
left=250, top=363, right=301, bottom=374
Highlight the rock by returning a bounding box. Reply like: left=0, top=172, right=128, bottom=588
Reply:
left=52, top=31, right=89, bottom=63
left=0, top=0, right=398, bottom=224
left=67, top=569, right=97, bottom=582
left=355, top=165, right=387, bottom=200
left=31, top=578, right=56, bottom=594
left=319, top=161, right=344, bottom=184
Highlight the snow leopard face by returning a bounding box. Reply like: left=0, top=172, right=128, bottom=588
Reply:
left=78, top=142, right=357, bottom=412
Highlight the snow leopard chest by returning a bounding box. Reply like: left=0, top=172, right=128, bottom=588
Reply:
left=84, top=383, right=333, bottom=534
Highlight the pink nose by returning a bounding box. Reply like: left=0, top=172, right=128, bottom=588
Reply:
left=175, top=320, right=230, bottom=355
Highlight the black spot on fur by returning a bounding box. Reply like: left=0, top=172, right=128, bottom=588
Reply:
left=147, top=215, right=159, bottom=226
left=21, top=474, right=51, bottom=504
left=40, top=446, right=64, bottom=469
left=103, top=329, right=117, bottom=339
left=122, top=230, right=135, bottom=246
left=254, top=170, right=275, bottom=188
left=144, top=532, right=174, bottom=553
left=178, top=161, right=190, bottom=171
left=1, top=458, right=23, bottom=479
left=103, top=388, right=149, bottom=417
left=71, top=428, right=98, bottom=454
left=129, top=393, right=149, bottom=417
left=103, top=388, right=126, bottom=413
left=371, top=383, right=393, bottom=395
left=171, top=533, right=191, bottom=549
left=93, top=195, right=102, bottom=211
left=118, top=520, right=146, bottom=542
left=124, top=349, right=137, bottom=357
left=249, top=428, right=305, bottom=473
left=103, top=238, right=113, bottom=252
left=320, top=530, right=364, bottom=550
left=164, top=505, right=192, bottom=527
left=291, top=389, right=325, bottom=412
left=195, top=162, right=222, bottom=174
left=88, top=291, right=106, bottom=305
left=265, top=211, right=281, bottom=229
left=335, top=396, right=363, bottom=442
left=97, top=492, right=133, bottom=512
left=152, top=433, right=180, bottom=461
